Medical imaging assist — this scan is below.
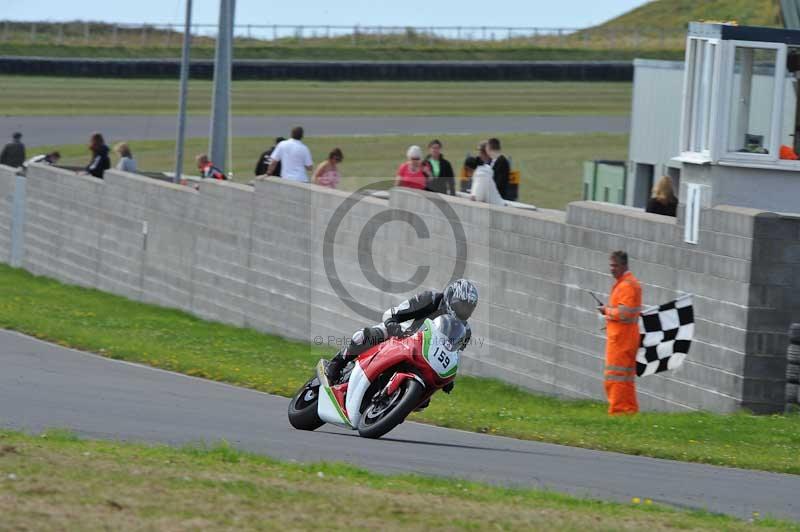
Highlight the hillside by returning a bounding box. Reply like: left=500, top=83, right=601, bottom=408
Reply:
left=589, top=0, right=782, bottom=32
left=0, top=0, right=787, bottom=61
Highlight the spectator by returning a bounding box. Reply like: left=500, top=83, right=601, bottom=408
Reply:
left=196, top=153, right=226, bottom=180
left=460, top=140, right=491, bottom=193
left=476, top=140, right=491, bottom=165
left=487, top=137, right=511, bottom=200
left=596, top=250, right=642, bottom=415
left=313, top=148, right=343, bottom=189
left=0, top=132, right=26, bottom=168
left=645, top=176, right=678, bottom=217
left=85, top=132, right=110, bottom=179
left=24, top=151, right=60, bottom=168
left=395, top=145, right=430, bottom=190
left=254, top=136, right=285, bottom=176
left=424, top=139, right=455, bottom=195
left=465, top=156, right=505, bottom=206
left=268, top=126, right=313, bottom=182
left=114, top=142, right=137, bottom=173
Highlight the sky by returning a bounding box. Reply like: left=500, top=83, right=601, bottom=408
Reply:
left=2, top=1, right=649, bottom=30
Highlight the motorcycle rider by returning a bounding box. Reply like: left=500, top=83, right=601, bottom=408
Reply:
left=325, top=279, right=479, bottom=392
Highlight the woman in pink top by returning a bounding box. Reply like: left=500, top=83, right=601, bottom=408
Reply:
left=395, top=145, right=430, bottom=190
left=313, top=147, right=343, bottom=188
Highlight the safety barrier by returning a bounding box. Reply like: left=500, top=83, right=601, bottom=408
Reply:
left=0, top=56, right=634, bottom=81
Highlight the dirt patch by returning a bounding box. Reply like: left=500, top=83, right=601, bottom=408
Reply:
left=0, top=445, right=19, bottom=456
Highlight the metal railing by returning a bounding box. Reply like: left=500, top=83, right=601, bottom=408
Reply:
left=0, top=20, right=686, bottom=49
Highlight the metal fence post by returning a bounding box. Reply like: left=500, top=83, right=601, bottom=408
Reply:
left=352, top=25, right=357, bottom=45
left=141, top=25, right=147, bottom=46
left=29, top=22, right=35, bottom=43
left=84, top=22, right=90, bottom=44
left=57, top=23, right=64, bottom=44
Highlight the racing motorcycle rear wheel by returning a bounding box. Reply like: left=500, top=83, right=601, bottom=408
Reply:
left=288, top=377, right=325, bottom=431
left=357, top=378, right=424, bottom=439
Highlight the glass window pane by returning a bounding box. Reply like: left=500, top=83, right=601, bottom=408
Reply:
left=690, top=40, right=705, bottom=152
left=728, top=47, right=776, bottom=154
left=701, top=43, right=716, bottom=151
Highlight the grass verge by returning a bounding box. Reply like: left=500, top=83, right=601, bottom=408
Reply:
left=0, top=265, right=798, bottom=474
left=0, top=76, right=632, bottom=117
left=0, top=429, right=793, bottom=530
left=0, top=42, right=686, bottom=61
left=30, top=132, right=629, bottom=210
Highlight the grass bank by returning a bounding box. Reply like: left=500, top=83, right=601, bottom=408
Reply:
left=0, top=43, right=684, bottom=62
left=0, top=265, right=798, bottom=474
left=30, top=133, right=629, bottom=210
left=1, top=429, right=790, bottom=531
left=0, top=76, right=632, bottom=117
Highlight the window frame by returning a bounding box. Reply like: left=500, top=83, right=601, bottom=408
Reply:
left=679, top=37, right=722, bottom=161
left=716, top=39, right=787, bottom=165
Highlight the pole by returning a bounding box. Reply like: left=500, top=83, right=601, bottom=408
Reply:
left=174, top=0, right=193, bottom=183
left=209, top=0, right=235, bottom=174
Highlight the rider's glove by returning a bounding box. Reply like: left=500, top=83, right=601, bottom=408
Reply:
left=443, top=382, right=455, bottom=394
left=384, top=319, right=403, bottom=338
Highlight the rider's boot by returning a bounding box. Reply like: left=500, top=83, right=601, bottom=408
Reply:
left=325, top=349, right=350, bottom=383
left=326, top=326, right=386, bottom=383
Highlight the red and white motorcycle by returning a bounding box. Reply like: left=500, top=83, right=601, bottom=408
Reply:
left=288, top=315, right=467, bottom=439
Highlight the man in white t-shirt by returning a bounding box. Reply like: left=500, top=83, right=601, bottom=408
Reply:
left=267, top=126, right=313, bottom=182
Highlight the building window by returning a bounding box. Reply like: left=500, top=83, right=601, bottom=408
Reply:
left=681, top=38, right=719, bottom=157
left=727, top=47, right=777, bottom=155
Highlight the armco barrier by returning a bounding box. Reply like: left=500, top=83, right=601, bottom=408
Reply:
left=2, top=164, right=799, bottom=413
left=0, top=56, right=633, bottom=81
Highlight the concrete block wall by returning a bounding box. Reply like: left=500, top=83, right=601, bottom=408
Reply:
left=3, top=165, right=798, bottom=413
left=0, top=165, right=17, bottom=262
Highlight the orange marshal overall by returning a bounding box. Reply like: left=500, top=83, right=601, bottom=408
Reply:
left=603, top=271, right=642, bottom=414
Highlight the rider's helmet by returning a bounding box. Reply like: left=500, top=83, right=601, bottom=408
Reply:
left=442, top=279, right=478, bottom=321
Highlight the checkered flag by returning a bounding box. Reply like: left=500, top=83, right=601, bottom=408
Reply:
left=636, top=294, right=694, bottom=377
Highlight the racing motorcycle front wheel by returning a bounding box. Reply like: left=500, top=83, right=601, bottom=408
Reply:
left=357, top=378, right=424, bottom=439
left=288, top=376, right=325, bottom=431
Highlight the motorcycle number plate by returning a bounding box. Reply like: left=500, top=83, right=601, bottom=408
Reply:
left=425, top=345, right=458, bottom=377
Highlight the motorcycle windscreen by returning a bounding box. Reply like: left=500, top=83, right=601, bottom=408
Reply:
left=421, top=317, right=463, bottom=378
left=315, top=359, right=353, bottom=428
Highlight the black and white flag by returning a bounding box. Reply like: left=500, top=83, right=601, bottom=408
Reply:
left=636, top=294, right=694, bottom=377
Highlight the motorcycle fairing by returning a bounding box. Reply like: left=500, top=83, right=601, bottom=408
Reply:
left=315, top=359, right=352, bottom=428
left=344, top=361, right=372, bottom=429
left=420, top=319, right=459, bottom=378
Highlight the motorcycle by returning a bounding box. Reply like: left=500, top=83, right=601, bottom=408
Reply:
left=288, top=315, right=467, bottom=439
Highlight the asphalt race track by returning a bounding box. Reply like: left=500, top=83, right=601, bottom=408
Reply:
left=0, top=115, right=630, bottom=146
left=1, top=329, right=798, bottom=522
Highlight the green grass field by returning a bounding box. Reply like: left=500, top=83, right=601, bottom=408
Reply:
left=1, top=265, right=798, bottom=475
left=2, top=430, right=791, bottom=531
left=30, top=133, right=628, bottom=210
left=0, top=76, right=632, bottom=116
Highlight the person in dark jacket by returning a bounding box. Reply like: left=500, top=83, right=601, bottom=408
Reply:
left=487, top=137, right=511, bottom=200
left=85, top=132, right=110, bottom=179
left=645, top=175, right=678, bottom=217
left=424, top=139, right=455, bottom=195
left=254, top=136, right=285, bottom=176
left=0, top=132, right=26, bottom=168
